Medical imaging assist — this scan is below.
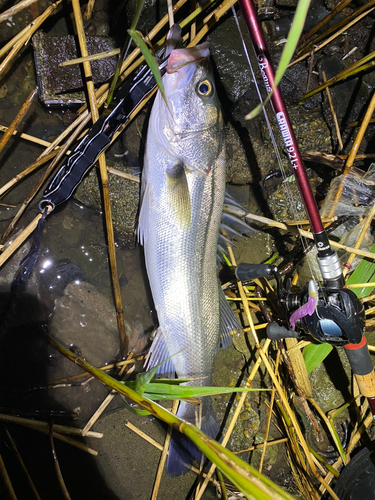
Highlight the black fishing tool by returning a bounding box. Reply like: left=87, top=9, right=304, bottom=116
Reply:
left=11, top=25, right=182, bottom=292
left=41, top=55, right=168, bottom=208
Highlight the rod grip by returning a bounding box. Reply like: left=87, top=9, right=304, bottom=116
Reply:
left=344, top=338, right=375, bottom=398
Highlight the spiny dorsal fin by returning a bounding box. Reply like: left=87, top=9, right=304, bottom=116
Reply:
left=166, top=164, right=191, bottom=230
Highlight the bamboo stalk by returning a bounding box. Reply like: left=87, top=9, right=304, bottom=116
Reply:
left=0, top=0, right=63, bottom=78
left=0, top=87, right=38, bottom=156
left=0, top=450, right=17, bottom=499
left=322, top=71, right=343, bottom=152
left=49, top=428, right=72, bottom=500
left=72, top=0, right=127, bottom=353
left=0, top=0, right=39, bottom=24
left=5, top=428, right=41, bottom=500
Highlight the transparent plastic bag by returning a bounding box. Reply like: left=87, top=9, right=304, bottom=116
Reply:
left=321, top=164, right=375, bottom=239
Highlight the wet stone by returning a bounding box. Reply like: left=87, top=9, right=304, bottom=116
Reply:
left=74, top=161, right=140, bottom=248
left=32, top=32, right=118, bottom=106
left=50, top=280, right=120, bottom=368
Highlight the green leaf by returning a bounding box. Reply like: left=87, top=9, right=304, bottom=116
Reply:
left=106, top=0, right=145, bottom=105
left=303, top=343, right=333, bottom=373
left=328, top=419, right=347, bottom=465
left=246, top=0, right=311, bottom=119
left=50, top=337, right=295, bottom=500
left=127, top=29, right=165, bottom=100
left=345, top=243, right=375, bottom=298
left=126, top=379, right=267, bottom=401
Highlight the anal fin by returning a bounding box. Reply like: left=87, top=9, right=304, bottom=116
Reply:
left=144, top=327, right=176, bottom=378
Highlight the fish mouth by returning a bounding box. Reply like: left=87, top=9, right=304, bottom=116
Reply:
left=167, top=43, right=210, bottom=73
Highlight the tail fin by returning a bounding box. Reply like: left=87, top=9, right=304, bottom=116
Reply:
left=166, top=399, right=219, bottom=477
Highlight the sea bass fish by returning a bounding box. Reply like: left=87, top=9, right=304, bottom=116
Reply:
left=138, top=36, right=241, bottom=477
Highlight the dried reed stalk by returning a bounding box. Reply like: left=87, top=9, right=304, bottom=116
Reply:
left=245, top=212, right=375, bottom=260
left=0, top=450, right=17, bottom=499
left=0, top=0, right=63, bottom=78
left=258, top=351, right=280, bottom=473
left=72, top=0, right=127, bottom=353
left=289, top=6, right=375, bottom=68
left=50, top=355, right=144, bottom=385
left=49, top=428, right=72, bottom=500
left=1, top=115, right=89, bottom=245
left=81, top=356, right=135, bottom=437
left=343, top=202, right=375, bottom=277
left=151, top=400, right=179, bottom=500
left=5, top=428, right=41, bottom=500
left=60, top=48, right=121, bottom=66
left=0, top=209, right=47, bottom=268
left=0, top=413, right=102, bottom=438
left=0, top=87, right=38, bottom=155
left=124, top=421, right=221, bottom=487
left=0, top=150, right=57, bottom=198
left=322, top=71, right=343, bottom=152
left=0, top=124, right=52, bottom=148
left=298, top=0, right=352, bottom=50
left=0, top=0, right=39, bottom=24
left=326, top=89, right=375, bottom=219
left=83, top=0, right=96, bottom=20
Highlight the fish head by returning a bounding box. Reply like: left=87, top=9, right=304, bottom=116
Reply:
left=161, top=43, right=224, bottom=173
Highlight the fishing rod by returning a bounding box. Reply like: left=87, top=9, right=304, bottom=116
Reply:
left=236, top=0, right=375, bottom=417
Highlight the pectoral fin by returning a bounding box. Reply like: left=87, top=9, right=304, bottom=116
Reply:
left=166, top=164, right=191, bottom=229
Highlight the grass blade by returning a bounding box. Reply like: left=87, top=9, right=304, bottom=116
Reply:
left=246, top=0, right=311, bottom=119
left=303, top=343, right=333, bottom=373
left=127, top=29, right=165, bottom=100
left=50, top=337, right=294, bottom=500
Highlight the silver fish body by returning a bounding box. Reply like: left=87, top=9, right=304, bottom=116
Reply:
left=139, top=42, right=229, bottom=476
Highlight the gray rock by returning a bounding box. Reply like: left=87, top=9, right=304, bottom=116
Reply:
left=50, top=280, right=120, bottom=367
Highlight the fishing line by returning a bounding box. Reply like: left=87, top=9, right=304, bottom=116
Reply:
left=231, top=4, right=317, bottom=279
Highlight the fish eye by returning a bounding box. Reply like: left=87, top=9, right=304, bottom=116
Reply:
left=197, top=80, right=213, bottom=98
